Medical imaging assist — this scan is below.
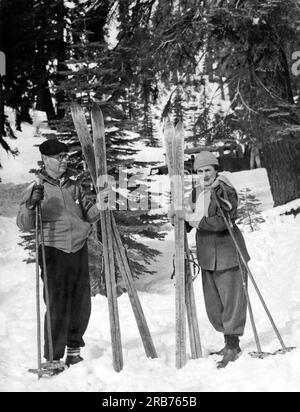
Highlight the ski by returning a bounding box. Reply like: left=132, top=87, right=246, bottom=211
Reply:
left=71, top=103, right=97, bottom=180
left=164, top=118, right=186, bottom=368
left=111, top=217, right=158, bottom=359
left=164, top=118, right=202, bottom=367
left=71, top=102, right=158, bottom=371
left=91, top=104, right=157, bottom=360
left=91, top=105, right=124, bottom=373
left=173, top=121, right=187, bottom=369
left=71, top=102, right=123, bottom=372
left=164, top=119, right=187, bottom=368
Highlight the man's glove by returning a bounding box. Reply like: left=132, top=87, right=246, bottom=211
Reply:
left=96, top=186, right=113, bottom=211
left=26, top=184, right=44, bottom=209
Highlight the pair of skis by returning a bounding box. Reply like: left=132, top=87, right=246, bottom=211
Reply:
left=71, top=103, right=158, bottom=372
left=164, top=119, right=202, bottom=369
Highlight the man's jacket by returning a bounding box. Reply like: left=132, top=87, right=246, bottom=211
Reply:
left=16, top=171, right=100, bottom=254
left=186, top=177, right=250, bottom=271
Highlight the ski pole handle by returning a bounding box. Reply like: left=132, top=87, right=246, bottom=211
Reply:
left=29, top=180, right=44, bottom=209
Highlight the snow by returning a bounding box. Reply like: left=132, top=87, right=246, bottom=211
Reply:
left=1, top=119, right=300, bottom=392
left=0, top=109, right=45, bottom=184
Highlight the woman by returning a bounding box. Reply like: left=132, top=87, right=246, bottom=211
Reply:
left=185, top=151, right=250, bottom=369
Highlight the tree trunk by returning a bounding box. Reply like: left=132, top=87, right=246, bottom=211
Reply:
left=0, top=22, right=5, bottom=138
left=263, top=138, right=300, bottom=206
left=36, top=81, right=56, bottom=121
left=0, top=75, right=5, bottom=137
left=55, top=0, right=67, bottom=120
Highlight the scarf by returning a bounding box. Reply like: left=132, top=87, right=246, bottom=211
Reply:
left=185, top=188, right=211, bottom=228
left=185, top=175, right=237, bottom=228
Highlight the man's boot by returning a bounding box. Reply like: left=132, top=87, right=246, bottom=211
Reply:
left=217, top=335, right=241, bottom=369
left=65, top=355, right=83, bottom=367
left=65, top=347, right=84, bottom=368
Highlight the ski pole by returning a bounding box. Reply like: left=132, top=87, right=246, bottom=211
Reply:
left=184, top=230, right=202, bottom=359
left=35, top=206, right=42, bottom=378
left=237, top=255, right=262, bottom=355
left=38, top=202, right=54, bottom=362
left=211, top=189, right=288, bottom=352
left=212, top=188, right=263, bottom=354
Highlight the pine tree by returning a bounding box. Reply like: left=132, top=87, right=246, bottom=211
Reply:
left=0, top=0, right=70, bottom=126
left=205, top=0, right=300, bottom=204
left=10, top=0, right=168, bottom=294
left=237, top=188, right=265, bottom=232
left=0, top=0, right=71, bottom=170
left=42, top=1, right=166, bottom=285
left=149, top=0, right=300, bottom=205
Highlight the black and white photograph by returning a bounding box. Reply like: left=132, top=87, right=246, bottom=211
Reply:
left=0, top=0, right=300, bottom=394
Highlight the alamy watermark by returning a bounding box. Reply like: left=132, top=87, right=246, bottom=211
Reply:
left=292, top=51, right=300, bottom=76
left=95, top=169, right=197, bottom=212
left=0, top=51, right=6, bottom=76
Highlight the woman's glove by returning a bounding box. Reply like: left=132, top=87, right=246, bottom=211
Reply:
left=185, top=212, right=200, bottom=228
left=211, top=177, right=233, bottom=212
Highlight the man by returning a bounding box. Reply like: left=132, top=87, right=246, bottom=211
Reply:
left=185, top=151, right=250, bottom=368
left=17, top=139, right=104, bottom=369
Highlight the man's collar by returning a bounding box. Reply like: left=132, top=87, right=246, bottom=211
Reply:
left=38, top=169, right=72, bottom=186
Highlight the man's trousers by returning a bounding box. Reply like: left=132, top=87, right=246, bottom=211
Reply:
left=40, top=243, right=91, bottom=360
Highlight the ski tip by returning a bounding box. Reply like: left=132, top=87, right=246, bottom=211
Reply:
left=91, top=105, right=105, bottom=131
left=70, top=102, right=88, bottom=125
left=163, top=116, right=172, bottom=127
left=175, top=120, right=185, bottom=134
left=91, top=102, right=104, bottom=117
left=70, top=101, right=81, bottom=113
left=163, top=118, right=175, bottom=137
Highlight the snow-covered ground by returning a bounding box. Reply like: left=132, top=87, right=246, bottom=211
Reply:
left=1, top=119, right=300, bottom=392
left=0, top=109, right=45, bottom=184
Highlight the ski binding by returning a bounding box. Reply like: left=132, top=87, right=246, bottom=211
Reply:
left=28, top=360, right=66, bottom=377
